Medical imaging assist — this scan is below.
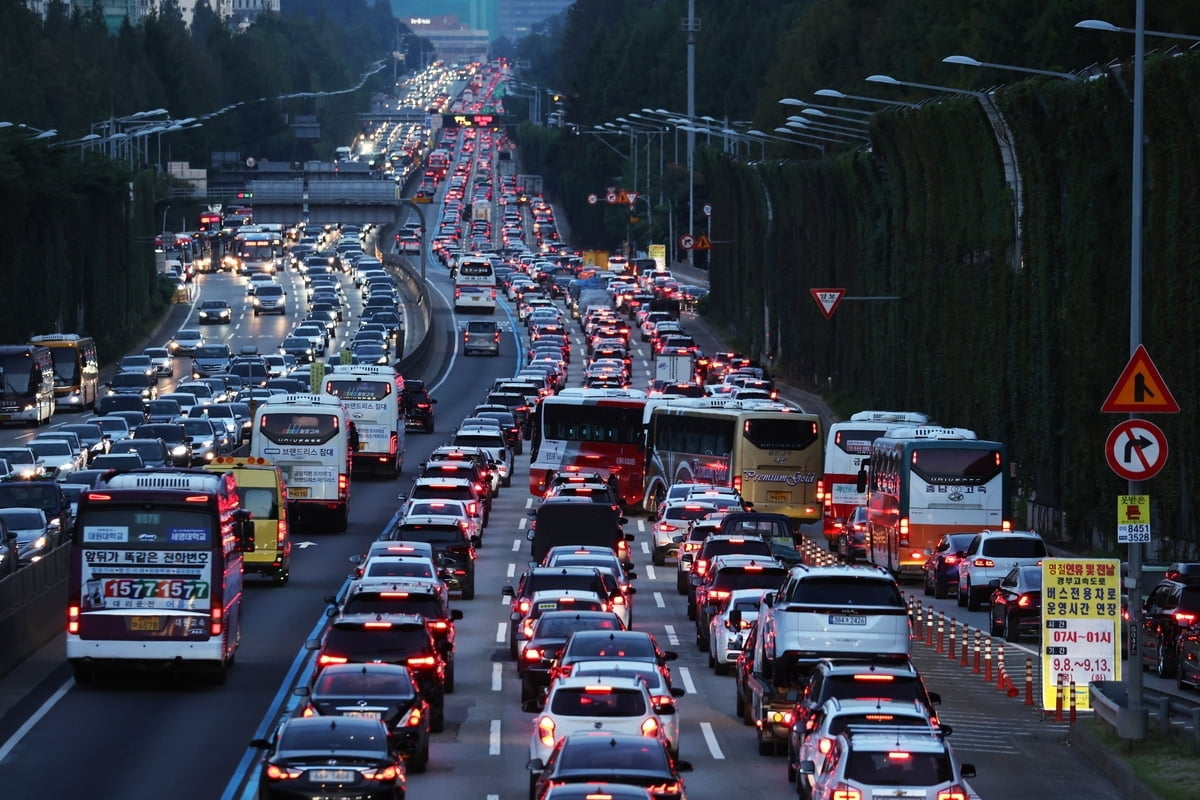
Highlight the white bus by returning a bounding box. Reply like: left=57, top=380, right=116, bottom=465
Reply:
left=251, top=393, right=352, bottom=530
left=822, top=410, right=930, bottom=545
left=323, top=364, right=406, bottom=479
left=454, top=255, right=497, bottom=313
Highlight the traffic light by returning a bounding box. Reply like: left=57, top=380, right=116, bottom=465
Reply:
left=236, top=191, right=253, bottom=200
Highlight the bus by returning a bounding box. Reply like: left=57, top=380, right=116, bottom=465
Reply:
left=28, top=334, right=100, bottom=412
left=642, top=397, right=823, bottom=526
left=251, top=393, right=352, bottom=530
left=427, top=148, right=450, bottom=181
left=0, top=344, right=55, bottom=426
left=197, top=211, right=222, bottom=233
left=224, top=231, right=278, bottom=274
left=822, top=410, right=930, bottom=545
left=529, top=388, right=648, bottom=509
left=453, top=255, right=497, bottom=313
left=67, top=469, right=254, bottom=684
left=861, top=426, right=1010, bottom=581
left=323, top=364, right=406, bottom=478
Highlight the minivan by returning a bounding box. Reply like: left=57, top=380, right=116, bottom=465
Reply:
left=252, top=283, right=286, bottom=316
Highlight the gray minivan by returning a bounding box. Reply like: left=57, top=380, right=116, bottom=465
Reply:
left=253, top=283, right=286, bottom=316
left=463, top=320, right=500, bottom=356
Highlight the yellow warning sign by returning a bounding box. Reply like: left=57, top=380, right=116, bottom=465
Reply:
left=1100, top=345, right=1179, bottom=413
left=615, top=190, right=630, bottom=205
left=692, top=233, right=712, bottom=251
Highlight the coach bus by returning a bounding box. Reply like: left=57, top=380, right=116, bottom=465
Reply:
left=67, top=469, right=254, bottom=684
left=251, top=393, right=352, bottom=530
left=861, top=425, right=1010, bottom=581
left=453, top=255, right=498, bottom=313
left=529, top=388, right=648, bottom=509
left=323, top=364, right=405, bottom=478
left=643, top=397, right=823, bottom=526
left=29, top=334, right=100, bottom=412
left=0, top=344, right=55, bottom=426
left=821, top=410, right=930, bottom=545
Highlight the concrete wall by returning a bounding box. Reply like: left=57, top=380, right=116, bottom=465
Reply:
left=0, top=545, right=69, bottom=678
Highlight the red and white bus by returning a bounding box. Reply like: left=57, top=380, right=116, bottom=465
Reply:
left=529, top=388, right=648, bottom=509
left=67, top=469, right=254, bottom=684
left=822, top=410, right=930, bottom=545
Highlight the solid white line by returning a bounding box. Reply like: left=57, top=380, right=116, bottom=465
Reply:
left=664, top=624, right=679, bottom=646
left=646, top=565, right=657, bottom=581
left=699, top=721, right=725, bottom=759
left=489, top=719, right=502, bottom=755
left=654, top=591, right=665, bottom=608
left=492, top=662, right=503, bottom=692
left=679, top=666, right=697, bottom=695
left=496, top=622, right=506, bottom=643
left=506, top=562, right=516, bottom=578
left=0, top=678, right=74, bottom=762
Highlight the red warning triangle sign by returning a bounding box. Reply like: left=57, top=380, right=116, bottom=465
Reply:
left=1101, top=344, right=1180, bottom=413
left=692, top=234, right=712, bottom=250
left=810, top=288, right=846, bottom=320
left=615, top=190, right=630, bottom=205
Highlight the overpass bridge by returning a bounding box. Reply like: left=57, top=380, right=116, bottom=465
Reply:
left=246, top=178, right=413, bottom=226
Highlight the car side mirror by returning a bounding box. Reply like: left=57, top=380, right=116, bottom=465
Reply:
left=348, top=555, right=363, bottom=566
left=675, top=760, right=694, bottom=773
left=989, top=579, right=1001, bottom=588
left=472, top=535, right=482, bottom=547
left=293, top=686, right=310, bottom=698
left=451, top=609, right=464, bottom=621
left=799, top=760, right=815, bottom=776
left=249, top=737, right=272, bottom=750
left=526, top=529, right=536, bottom=541
left=323, top=594, right=337, bottom=604
left=928, top=691, right=942, bottom=705
left=623, top=533, right=635, bottom=542
left=939, top=723, right=954, bottom=736
left=661, top=650, right=679, bottom=662
left=304, top=638, right=320, bottom=651
left=626, top=586, right=637, bottom=595
left=960, top=763, right=976, bottom=779
left=525, top=758, right=545, bottom=773
left=618, top=516, right=629, bottom=525
left=624, top=570, right=638, bottom=580
left=501, top=585, right=515, bottom=597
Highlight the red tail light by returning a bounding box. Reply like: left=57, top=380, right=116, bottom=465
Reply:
left=265, top=764, right=303, bottom=781
left=363, top=765, right=400, bottom=781
left=210, top=605, right=223, bottom=636
left=640, top=717, right=660, bottom=737
left=454, top=288, right=461, bottom=299
left=537, top=716, right=556, bottom=746
left=695, top=559, right=709, bottom=577
left=337, top=473, right=348, bottom=500
left=973, top=558, right=995, bottom=568
left=518, top=599, right=531, bottom=614
left=1175, top=612, right=1197, bottom=625
left=404, top=706, right=423, bottom=726
left=67, top=604, right=80, bottom=635
left=522, top=647, right=542, bottom=661
left=467, top=501, right=479, bottom=517
left=318, top=654, right=349, bottom=667
left=831, top=786, right=862, bottom=800
left=301, top=704, right=316, bottom=717
left=732, top=476, right=742, bottom=494
left=937, top=788, right=969, bottom=800
left=407, top=655, right=438, bottom=668
left=1018, top=594, right=1035, bottom=608
left=943, top=555, right=959, bottom=566
left=815, top=479, right=825, bottom=503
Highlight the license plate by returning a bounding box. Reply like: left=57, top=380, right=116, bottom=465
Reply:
left=768, top=491, right=789, bottom=501
left=288, top=486, right=309, bottom=498
left=829, top=614, right=867, bottom=626
left=310, top=769, right=356, bottom=782
left=343, top=710, right=381, bottom=720
left=131, top=616, right=161, bottom=631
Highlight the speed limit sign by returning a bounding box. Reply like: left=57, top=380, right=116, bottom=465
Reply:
left=678, top=233, right=696, bottom=250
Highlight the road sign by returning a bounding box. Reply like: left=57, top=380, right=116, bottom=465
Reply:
left=1105, top=419, right=1169, bottom=481
left=626, top=192, right=638, bottom=206
left=1116, top=494, right=1151, bottom=543
left=678, top=233, right=696, bottom=251
left=1100, top=344, right=1180, bottom=413
left=587, top=193, right=598, bottom=205
left=692, top=233, right=712, bottom=251
left=615, top=190, right=630, bottom=204
left=606, top=191, right=617, bottom=204
left=702, top=202, right=712, bottom=217
left=1040, top=558, right=1121, bottom=710
left=810, top=288, right=846, bottom=320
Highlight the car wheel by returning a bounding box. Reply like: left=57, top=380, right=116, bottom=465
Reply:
left=956, top=582, right=967, bottom=607
left=410, top=741, right=429, bottom=773
left=923, top=573, right=934, bottom=596
left=652, top=550, right=666, bottom=567
left=430, top=703, right=445, bottom=733
left=708, top=648, right=716, bottom=669
left=1005, top=613, right=1020, bottom=642
left=1157, top=642, right=1175, bottom=678
left=966, top=581, right=982, bottom=611
left=989, top=612, right=1003, bottom=637
left=444, top=663, right=455, bottom=694
left=676, top=575, right=689, bottom=596
left=933, top=577, right=950, bottom=600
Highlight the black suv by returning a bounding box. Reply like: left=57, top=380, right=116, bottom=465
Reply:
left=382, top=517, right=479, bottom=599
left=308, top=612, right=447, bottom=732
left=685, top=534, right=775, bottom=619
left=132, top=423, right=192, bottom=467
left=1139, top=564, right=1200, bottom=677
left=502, top=565, right=623, bottom=657
left=403, top=379, right=437, bottom=433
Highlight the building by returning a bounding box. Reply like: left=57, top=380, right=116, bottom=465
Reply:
left=405, top=14, right=489, bottom=66
left=496, top=0, right=573, bottom=42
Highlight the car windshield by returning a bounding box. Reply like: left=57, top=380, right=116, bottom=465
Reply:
left=0, top=509, right=44, bottom=527
left=845, top=750, right=953, bottom=786
left=314, top=670, right=415, bottom=697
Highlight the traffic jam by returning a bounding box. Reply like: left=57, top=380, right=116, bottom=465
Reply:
left=0, top=61, right=1144, bottom=800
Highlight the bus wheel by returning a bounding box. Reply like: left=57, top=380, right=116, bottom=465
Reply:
left=72, top=663, right=95, bottom=685
left=334, top=508, right=349, bottom=532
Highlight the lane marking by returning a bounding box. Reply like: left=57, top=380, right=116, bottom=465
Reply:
left=496, top=622, right=506, bottom=643
left=664, top=624, right=679, bottom=646
left=489, top=719, right=501, bottom=755
left=0, top=678, right=74, bottom=763
left=492, top=662, right=503, bottom=692
left=646, top=565, right=657, bottom=581
left=679, top=666, right=697, bottom=695
left=640, top=541, right=650, bottom=555
left=654, top=591, right=665, bottom=608
left=699, top=721, right=725, bottom=759
left=511, top=539, right=521, bottom=552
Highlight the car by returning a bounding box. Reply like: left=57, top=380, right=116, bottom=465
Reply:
left=921, top=532, right=978, bottom=599
left=142, top=346, right=173, bottom=377
left=790, top=696, right=944, bottom=791
left=168, top=327, right=204, bottom=355
left=685, top=534, right=776, bottom=619
left=59, top=423, right=109, bottom=462
left=463, top=319, right=501, bottom=356
left=956, top=530, right=1048, bottom=611
left=706, top=587, right=762, bottom=674
left=0, top=517, right=16, bottom=577
left=309, top=612, right=447, bottom=733
left=0, top=446, right=47, bottom=480
left=550, top=630, right=678, bottom=689
left=674, top=518, right=725, bottom=594
left=176, top=416, right=230, bottom=463
left=116, top=354, right=156, bottom=379
left=566, top=659, right=687, bottom=759
left=382, top=514, right=479, bottom=600
left=836, top=505, right=869, bottom=562
left=0, top=507, right=53, bottom=566
left=249, top=715, right=407, bottom=800
left=692, top=554, right=787, bottom=650
left=106, top=372, right=157, bottom=400
left=527, top=731, right=693, bottom=800
left=402, top=380, right=436, bottom=433
left=132, top=422, right=193, bottom=466
left=106, top=437, right=171, bottom=468
left=527, top=676, right=673, bottom=765
left=517, top=610, right=627, bottom=704
left=28, top=439, right=82, bottom=480
left=86, top=452, right=145, bottom=471
left=800, top=728, right=974, bottom=800
left=90, top=415, right=132, bottom=442
left=988, top=564, right=1042, bottom=642
left=403, top=476, right=489, bottom=529
left=197, top=299, right=233, bottom=324
left=1140, top=564, right=1200, bottom=678
left=650, top=500, right=720, bottom=567
left=144, top=398, right=184, bottom=424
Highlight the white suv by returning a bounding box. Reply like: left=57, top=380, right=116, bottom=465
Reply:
left=956, top=529, right=1047, bottom=611
left=528, top=675, right=670, bottom=763
left=801, top=727, right=975, bottom=800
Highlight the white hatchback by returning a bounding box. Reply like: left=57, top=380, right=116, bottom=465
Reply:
left=529, top=675, right=669, bottom=764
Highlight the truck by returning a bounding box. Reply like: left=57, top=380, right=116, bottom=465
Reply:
left=653, top=348, right=695, bottom=385
left=516, top=174, right=543, bottom=204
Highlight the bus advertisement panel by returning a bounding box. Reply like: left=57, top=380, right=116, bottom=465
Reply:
left=529, top=388, right=647, bottom=509
left=67, top=469, right=253, bottom=684
left=863, top=426, right=1010, bottom=580
left=643, top=398, right=823, bottom=526
left=28, top=334, right=100, bottom=412
left=323, top=365, right=405, bottom=479
left=822, top=410, right=930, bottom=544
left=251, top=394, right=351, bottom=530
left=0, top=344, right=55, bottom=425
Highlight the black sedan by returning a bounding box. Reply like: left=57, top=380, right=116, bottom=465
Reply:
left=527, top=731, right=692, bottom=800
left=988, top=565, right=1042, bottom=642
left=197, top=299, right=233, bottom=324
left=518, top=610, right=625, bottom=706
left=922, top=531, right=977, bottom=599
left=251, top=716, right=406, bottom=800
left=836, top=506, right=869, bottom=562
left=295, top=663, right=430, bottom=773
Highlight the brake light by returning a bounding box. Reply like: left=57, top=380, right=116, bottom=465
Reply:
left=944, top=555, right=959, bottom=566
left=67, top=604, right=80, bottom=635
left=852, top=673, right=896, bottom=682
left=887, top=751, right=912, bottom=760
left=265, top=764, right=303, bottom=780
left=973, top=558, right=995, bottom=568
left=695, top=559, right=709, bottom=577
left=523, top=647, right=542, bottom=661
left=936, top=786, right=969, bottom=800
left=1018, top=595, right=1034, bottom=608
left=732, top=476, right=742, bottom=494
left=537, top=715, right=556, bottom=746
left=363, top=765, right=400, bottom=781
left=467, top=501, right=479, bottom=517
left=644, top=781, right=682, bottom=796
left=1175, top=612, right=1197, bottom=625
left=815, top=479, right=825, bottom=503
left=898, top=517, right=909, bottom=545
left=364, top=621, right=393, bottom=629
left=301, top=704, right=316, bottom=717
left=454, top=287, right=461, bottom=299
left=428, top=620, right=450, bottom=631
left=831, top=785, right=862, bottom=800
left=640, top=717, right=660, bottom=737
left=611, top=594, right=626, bottom=606
left=709, top=590, right=731, bottom=601
left=657, top=522, right=678, bottom=533
left=337, top=473, right=348, bottom=500
left=210, top=605, right=223, bottom=636
left=518, top=599, right=531, bottom=614
left=404, top=706, right=423, bottom=727
left=318, top=654, right=348, bottom=667
left=818, top=737, right=833, bottom=754
left=407, top=656, right=437, bottom=668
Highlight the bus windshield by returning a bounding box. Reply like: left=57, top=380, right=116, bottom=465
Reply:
left=742, top=417, right=819, bottom=450
left=540, top=404, right=643, bottom=444
left=0, top=354, right=37, bottom=398
left=258, top=412, right=340, bottom=445
left=46, top=347, right=81, bottom=384
left=910, top=447, right=1003, bottom=484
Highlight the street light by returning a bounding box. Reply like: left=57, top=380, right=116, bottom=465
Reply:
left=798, top=108, right=871, bottom=126
left=866, top=74, right=985, bottom=99
left=1076, top=18, right=1200, bottom=43
left=770, top=128, right=827, bottom=152
left=787, top=119, right=870, bottom=140
left=943, top=54, right=1078, bottom=80
left=814, top=88, right=920, bottom=109
left=778, top=97, right=874, bottom=116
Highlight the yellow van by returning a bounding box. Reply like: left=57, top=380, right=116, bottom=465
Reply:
left=205, top=456, right=291, bottom=584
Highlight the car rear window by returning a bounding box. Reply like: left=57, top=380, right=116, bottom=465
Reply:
left=550, top=687, right=647, bottom=717
left=343, top=594, right=442, bottom=619
left=844, top=751, right=952, bottom=786
left=324, top=625, right=430, bottom=659
left=824, top=674, right=924, bottom=705
left=783, top=577, right=905, bottom=607
left=391, top=524, right=462, bottom=544
left=981, top=538, right=1047, bottom=558
left=701, top=540, right=773, bottom=560
left=533, top=614, right=621, bottom=639
left=410, top=485, right=473, bottom=502
left=711, top=567, right=787, bottom=591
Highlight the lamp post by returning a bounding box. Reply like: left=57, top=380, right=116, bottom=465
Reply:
left=779, top=97, right=875, bottom=117
left=770, top=127, right=832, bottom=152
left=781, top=120, right=857, bottom=144
left=814, top=88, right=920, bottom=109
left=1076, top=18, right=1200, bottom=43
left=786, top=119, right=870, bottom=140
left=798, top=108, right=872, bottom=126
left=942, top=54, right=1078, bottom=80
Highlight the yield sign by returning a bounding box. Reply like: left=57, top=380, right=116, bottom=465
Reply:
left=1105, top=419, right=1169, bottom=481
left=1100, top=345, right=1180, bottom=413
left=810, top=288, right=846, bottom=319
left=626, top=192, right=638, bottom=206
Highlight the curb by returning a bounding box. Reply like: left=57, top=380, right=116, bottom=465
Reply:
left=1068, top=720, right=1163, bottom=800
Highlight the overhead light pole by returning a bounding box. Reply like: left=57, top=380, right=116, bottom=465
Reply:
left=942, top=54, right=1078, bottom=80
left=813, top=88, right=920, bottom=109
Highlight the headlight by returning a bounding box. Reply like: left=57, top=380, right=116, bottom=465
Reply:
left=32, top=535, right=47, bottom=551
left=171, top=445, right=189, bottom=456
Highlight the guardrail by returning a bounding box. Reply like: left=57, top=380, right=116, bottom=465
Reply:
left=1089, top=680, right=1149, bottom=740
left=0, top=544, right=69, bottom=677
